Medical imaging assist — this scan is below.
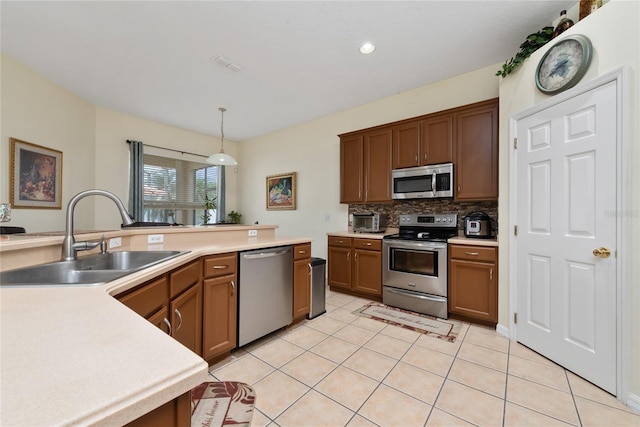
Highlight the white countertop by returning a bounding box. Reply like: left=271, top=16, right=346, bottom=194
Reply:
left=0, top=230, right=311, bottom=426
left=448, top=234, right=499, bottom=247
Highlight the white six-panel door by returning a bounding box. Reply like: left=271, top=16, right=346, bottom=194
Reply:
left=515, top=80, right=617, bottom=394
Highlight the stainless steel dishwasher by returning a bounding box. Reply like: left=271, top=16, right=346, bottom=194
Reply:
left=238, top=245, right=293, bottom=346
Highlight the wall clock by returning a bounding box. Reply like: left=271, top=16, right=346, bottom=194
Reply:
left=535, top=34, right=593, bottom=95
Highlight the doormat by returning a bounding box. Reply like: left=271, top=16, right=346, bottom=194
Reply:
left=353, top=302, right=463, bottom=343
left=191, top=381, right=255, bottom=427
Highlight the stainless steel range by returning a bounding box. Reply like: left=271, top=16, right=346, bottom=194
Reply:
left=382, top=213, right=457, bottom=319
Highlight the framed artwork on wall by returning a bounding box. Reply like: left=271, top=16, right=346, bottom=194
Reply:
left=266, top=172, right=296, bottom=210
left=10, top=138, right=63, bottom=209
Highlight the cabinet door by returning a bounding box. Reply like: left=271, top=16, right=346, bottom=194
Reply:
left=202, top=275, right=237, bottom=360
left=352, top=249, right=382, bottom=296
left=125, top=391, right=190, bottom=427
left=340, top=134, right=364, bottom=203
left=117, top=276, right=169, bottom=319
left=392, top=121, right=420, bottom=169
left=455, top=101, right=499, bottom=200
left=293, top=258, right=311, bottom=320
left=448, top=259, right=497, bottom=322
left=422, top=115, right=453, bottom=165
left=327, top=246, right=351, bottom=290
left=170, top=283, right=202, bottom=355
left=147, top=306, right=171, bottom=335
left=364, top=128, right=392, bottom=202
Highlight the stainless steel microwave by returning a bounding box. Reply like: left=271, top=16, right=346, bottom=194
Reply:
left=391, top=163, right=454, bottom=199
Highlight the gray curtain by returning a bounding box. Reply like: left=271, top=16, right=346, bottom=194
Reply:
left=217, top=165, right=226, bottom=222
left=128, top=140, right=144, bottom=221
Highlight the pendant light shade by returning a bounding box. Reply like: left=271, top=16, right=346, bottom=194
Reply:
left=207, top=107, right=237, bottom=165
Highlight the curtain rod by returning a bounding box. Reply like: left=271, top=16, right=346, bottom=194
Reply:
left=126, top=140, right=208, bottom=159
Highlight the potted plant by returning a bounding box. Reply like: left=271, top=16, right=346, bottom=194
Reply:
left=227, top=210, right=242, bottom=224
left=201, top=194, right=217, bottom=225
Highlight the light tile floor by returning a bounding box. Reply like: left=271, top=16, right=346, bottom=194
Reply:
left=209, top=289, right=640, bottom=427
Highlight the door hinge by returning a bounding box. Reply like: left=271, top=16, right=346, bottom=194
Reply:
left=514, top=313, right=518, bottom=324
left=514, top=137, right=518, bottom=149
left=514, top=225, right=518, bottom=236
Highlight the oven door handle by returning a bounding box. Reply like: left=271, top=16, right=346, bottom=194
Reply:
left=385, top=287, right=447, bottom=303
left=383, top=240, right=447, bottom=250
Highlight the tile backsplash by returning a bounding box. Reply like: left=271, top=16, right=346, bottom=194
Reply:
left=349, top=200, right=499, bottom=234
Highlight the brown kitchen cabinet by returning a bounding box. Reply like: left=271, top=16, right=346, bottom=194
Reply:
left=327, top=236, right=382, bottom=298
left=340, top=127, right=392, bottom=203
left=125, top=391, right=190, bottom=427
left=292, top=243, right=311, bottom=320
left=454, top=99, right=499, bottom=200
left=448, top=244, right=498, bottom=324
left=202, top=252, right=237, bottom=361
left=392, top=115, right=453, bottom=169
left=117, top=259, right=202, bottom=355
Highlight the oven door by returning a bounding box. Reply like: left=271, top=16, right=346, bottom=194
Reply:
left=382, top=239, right=447, bottom=297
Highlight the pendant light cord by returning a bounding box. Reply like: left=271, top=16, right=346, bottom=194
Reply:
left=219, top=107, right=226, bottom=153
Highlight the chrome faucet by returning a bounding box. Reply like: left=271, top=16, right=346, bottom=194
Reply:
left=61, top=189, right=135, bottom=261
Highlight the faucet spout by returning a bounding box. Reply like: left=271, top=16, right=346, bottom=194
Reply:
left=61, top=189, right=135, bottom=261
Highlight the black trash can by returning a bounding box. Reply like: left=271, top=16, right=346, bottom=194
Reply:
left=308, top=257, right=326, bottom=319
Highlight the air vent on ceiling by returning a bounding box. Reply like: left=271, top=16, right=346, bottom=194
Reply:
left=211, top=55, right=243, bottom=72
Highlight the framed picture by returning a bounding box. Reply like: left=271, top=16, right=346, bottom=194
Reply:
left=10, top=138, right=63, bottom=209
left=266, top=172, right=296, bottom=210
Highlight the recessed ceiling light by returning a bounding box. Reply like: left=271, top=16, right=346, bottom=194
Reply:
left=359, top=42, right=376, bottom=55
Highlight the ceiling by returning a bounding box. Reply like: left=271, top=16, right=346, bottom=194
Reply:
left=1, top=1, right=574, bottom=142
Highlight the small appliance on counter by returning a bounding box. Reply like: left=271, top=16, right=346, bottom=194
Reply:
left=352, top=213, right=386, bottom=233
left=463, top=211, right=495, bottom=239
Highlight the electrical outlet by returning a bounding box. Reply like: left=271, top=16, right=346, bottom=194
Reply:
left=148, top=234, right=164, bottom=244
left=248, top=229, right=258, bottom=237
left=109, top=237, right=122, bottom=248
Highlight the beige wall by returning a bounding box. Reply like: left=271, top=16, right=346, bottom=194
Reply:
left=238, top=64, right=500, bottom=260
left=498, top=0, right=639, bottom=404
left=0, top=54, right=96, bottom=232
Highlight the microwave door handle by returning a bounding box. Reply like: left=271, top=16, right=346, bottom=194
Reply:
left=431, top=173, right=437, bottom=196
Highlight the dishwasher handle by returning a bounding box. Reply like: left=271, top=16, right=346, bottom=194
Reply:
left=241, top=247, right=291, bottom=260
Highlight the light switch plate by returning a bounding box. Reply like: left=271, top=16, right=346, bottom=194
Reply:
left=248, top=230, right=258, bottom=237
left=109, top=237, right=122, bottom=248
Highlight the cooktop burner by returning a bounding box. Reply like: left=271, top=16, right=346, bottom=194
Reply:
left=384, top=213, right=458, bottom=242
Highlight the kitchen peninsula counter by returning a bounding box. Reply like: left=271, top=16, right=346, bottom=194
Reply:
left=0, top=225, right=311, bottom=426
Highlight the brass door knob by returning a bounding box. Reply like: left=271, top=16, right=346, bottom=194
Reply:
left=592, top=247, right=611, bottom=258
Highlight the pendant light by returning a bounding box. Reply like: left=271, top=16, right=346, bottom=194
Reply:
left=206, top=107, right=237, bottom=165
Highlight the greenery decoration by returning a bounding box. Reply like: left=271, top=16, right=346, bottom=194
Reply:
left=227, top=211, right=242, bottom=224
left=496, top=26, right=554, bottom=78
left=201, top=194, right=217, bottom=224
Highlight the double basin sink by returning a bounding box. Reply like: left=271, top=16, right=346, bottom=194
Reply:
left=0, top=251, right=187, bottom=287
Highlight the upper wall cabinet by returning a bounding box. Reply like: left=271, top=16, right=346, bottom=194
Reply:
left=454, top=99, right=499, bottom=201
left=339, top=98, right=498, bottom=204
left=340, top=127, right=392, bottom=203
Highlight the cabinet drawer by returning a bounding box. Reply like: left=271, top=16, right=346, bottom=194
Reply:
left=294, top=243, right=312, bottom=260
left=328, top=236, right=352, bottom=248
left=449, top=245, right=497, bottom=262
left=353, top=238, right=381, bottom=251
left=203, top=253, right=237, bottom=278
left=118, top=276, right=169, bottom=318
left=169, top=259, right=200, bottom=298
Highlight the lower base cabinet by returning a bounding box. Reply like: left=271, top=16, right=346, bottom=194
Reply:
left=448, top=244, right=498, bottom=323
left=327, top=236, right=382, bottom=298
left=292, top=243, right=312, bottom=320
left=125, top=392, right=190, bottom=427
left=202, top=253, right=237, bottom=361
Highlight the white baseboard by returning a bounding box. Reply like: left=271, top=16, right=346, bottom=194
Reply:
left=626, top=393, right=640, bottom=414
left=495, top=323, right=509, bottom=338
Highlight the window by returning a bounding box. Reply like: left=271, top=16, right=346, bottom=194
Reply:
left=142, top=154, right=220, bottom=225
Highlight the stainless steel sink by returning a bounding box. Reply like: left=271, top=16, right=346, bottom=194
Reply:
left=0, top=250, right=188, bottom=287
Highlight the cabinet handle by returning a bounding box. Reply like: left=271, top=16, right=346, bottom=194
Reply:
left=336, top=240, right=344, bottom=244
left=490, top=268, right=493, bottom=281
left=347, top=252, right=350, bottom=261
left=424, top=152, right=428, bottom=162
left=415, top=155, right=418, bottom=163
left=230, top=280, right=235, bottom=296
left=298, top=250, right=307, bottom=254
left=457, top=185, right=461, bottom=194
left=174, top=308, right=183, bottom=332
left=308, top=263, right=312, bottom=275
left=362, top=242, right=372, bottom=246
left=163, top=318, right=172, bottom=336
left=354, top=253, right=358, bottom=262
left=465, top=252, right=480, bottom=256
left=212, top=264, right=229, bottom=269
